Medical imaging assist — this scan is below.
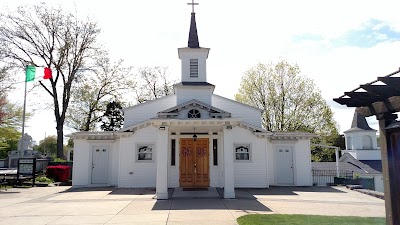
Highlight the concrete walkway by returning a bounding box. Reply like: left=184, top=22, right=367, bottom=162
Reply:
left=0, top=186, right=385, bottom=225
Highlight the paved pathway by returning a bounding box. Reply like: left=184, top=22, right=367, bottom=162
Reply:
left=0, top=186, right=385, bottom=225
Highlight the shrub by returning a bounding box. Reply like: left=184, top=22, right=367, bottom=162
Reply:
left=35, top=176, right=54, bottom=183
left=46, top=165, right=71, bottom=182
left=53, top=158, right=67, bottom=162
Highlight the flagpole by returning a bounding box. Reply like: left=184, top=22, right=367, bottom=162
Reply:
left=20, top=67, right=28, bottom=157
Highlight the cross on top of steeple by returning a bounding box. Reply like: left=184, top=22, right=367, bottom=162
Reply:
left=187, top=0, right=199, bottom=13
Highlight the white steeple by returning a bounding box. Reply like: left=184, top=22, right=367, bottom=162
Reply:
left=178, top=7, right=210, bottom=83
left=174, top=2, right=214, bottom=105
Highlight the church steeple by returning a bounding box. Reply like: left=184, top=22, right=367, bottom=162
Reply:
left=187, top=0, right=200, bottom=48
left=350, top=110, right=373, bottom=130
left=175, top=1, right=213, bottom=105
left=177, top=1, right=210, bottom=85
left=188, top=13, right=200, bottom=48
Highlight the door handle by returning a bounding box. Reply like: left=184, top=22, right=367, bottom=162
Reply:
left=194, top=164, right=197, bottom=174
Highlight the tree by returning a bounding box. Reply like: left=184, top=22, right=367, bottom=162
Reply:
left=0, top=97, right=6, bottom=125
left=235, top=60, right=339, bottom=161
left=0, top=126, right=20, bottom=158
left=0, top=4, right=101, bottom=158
left=0, top=97, right=27, bottom=158
left=99, top=101, right=124, bottom=131
left=134, top=66, right=175, bottom=103
left=0, top=98, right=25, bottom=128
left=35, top=135, right=57, bottom=157
left=0, top=54, right=15, bottom=98
left=66, top=59, right=133, bottom=131
left=235, top=60, right=338, bottom=135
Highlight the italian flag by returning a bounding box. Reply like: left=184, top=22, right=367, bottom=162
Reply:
left=25, top=66, right=52, bottom=82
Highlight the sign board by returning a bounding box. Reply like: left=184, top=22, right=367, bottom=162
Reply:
left=17, top=158, right=36, bottom=187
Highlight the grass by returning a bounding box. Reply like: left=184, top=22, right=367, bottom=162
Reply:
left=237, top=214, right=385, bottom=225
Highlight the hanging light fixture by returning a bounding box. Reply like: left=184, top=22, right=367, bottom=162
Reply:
left=193, top=127, right=197, bottom=141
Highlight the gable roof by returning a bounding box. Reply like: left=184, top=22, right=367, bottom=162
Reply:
left=360, top=160, right=382, bottom=173
left=312, top=162, right=380, bottom=176
left=158, top=99, right=231, bottom=117
left=339, top=153, right=381, bottom=175
left=212, top=94, right=263, bottom=112
left=122, top=94, right=176, bottom=112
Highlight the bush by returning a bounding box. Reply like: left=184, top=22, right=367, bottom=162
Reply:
left=35, top=176, right=54, bottom=183
left=53, top=158, right=67, bottom=162
left=46, top=165, right=71, bottom=182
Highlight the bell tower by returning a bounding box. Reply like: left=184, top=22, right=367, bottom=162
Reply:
left=178, top=0, right=210, bottom=83
left=175, top=1, right=214, bottom=105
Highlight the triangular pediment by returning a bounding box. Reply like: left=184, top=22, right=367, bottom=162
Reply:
left=157, top=99, right=231, bottom=119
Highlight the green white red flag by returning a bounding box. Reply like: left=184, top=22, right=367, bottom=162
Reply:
left=25, top=66, right=52, bottom=82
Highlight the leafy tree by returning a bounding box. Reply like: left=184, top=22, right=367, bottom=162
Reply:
left=0, top=97, right=6, bottom=125
left=100, top=101, right=124, bottom=131
left=134, top=66, right=175, bottom=103
left=35, top=135, right=57, bottom=157
left=235, top=60, right=339, bottom=161
left=0, top=126, right=20, bottom=158
left=0, top=54, right=15, bottom=98
left=311, top=133, right=345, bottom=162
left=235, top=60, right=338, bottom=134
left=66, top=59, right=133, bottom=131
left=67, top=138, right=74, bottom=148
left=0, top=97, right=27, bottom=158
left=0, top=98, right=25, bottom=128
left=0, top=4, right=102, bottom=158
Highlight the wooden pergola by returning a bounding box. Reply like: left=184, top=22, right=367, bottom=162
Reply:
left=334, top=68, right=400, bottom=225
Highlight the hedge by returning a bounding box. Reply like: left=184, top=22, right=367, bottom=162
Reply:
left=46, top=165, right=71, bottom=182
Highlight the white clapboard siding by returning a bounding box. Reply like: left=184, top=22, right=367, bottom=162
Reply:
left=231, top=127, right=268, bottom=188
left=72, top=139, right=91, bottom=186
left=110, top=141, right=120, bottom=186
left=269, top=139, right=312, bottom=186
left=175, top=87, right=213, bottom=105
left=118, top=126, right=158, bottom=188
left=212, top=95, right=262, bottom=127
left=73, top=140, right=115, bottom=187
left=294, top=139, right=312, bottom=186
left=123, top=95, right=176, bottom=127
left=266, top=140, right=275, bottom=186
left=179, top=48, right=209, bottom=83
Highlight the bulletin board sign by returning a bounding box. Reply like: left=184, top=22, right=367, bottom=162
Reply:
left=17, top=158, right=36, bottom=187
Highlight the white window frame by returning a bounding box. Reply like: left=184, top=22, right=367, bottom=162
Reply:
left=234, top=144, right=251, bottom=162
left=136, top=144, right=155, bottom=162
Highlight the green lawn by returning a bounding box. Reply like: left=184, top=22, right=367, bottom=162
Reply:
left=237, top=214, right=385, bottom=225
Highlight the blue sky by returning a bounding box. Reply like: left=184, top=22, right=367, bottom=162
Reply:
left=3, top=0, right=400, bottom=142
left=293, top=19, right=400, bottom=48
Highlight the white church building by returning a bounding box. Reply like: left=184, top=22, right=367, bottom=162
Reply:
left=69, top=9, right=315, bottom=199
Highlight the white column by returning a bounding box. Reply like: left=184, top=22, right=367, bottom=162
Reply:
left=156, top=127, right=169, bottom=199
left=223, top=127, right=235, bottom=198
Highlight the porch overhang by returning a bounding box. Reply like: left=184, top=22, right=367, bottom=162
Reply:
left=268, top=132, right=317, bottom=140
left=66, top=132, right=120, bottom=140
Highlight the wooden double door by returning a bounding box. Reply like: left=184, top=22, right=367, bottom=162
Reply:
left=179, top=138, right=210, bottom=187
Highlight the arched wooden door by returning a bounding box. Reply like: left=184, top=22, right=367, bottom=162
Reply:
left=180, top=138, right=209, bottom=187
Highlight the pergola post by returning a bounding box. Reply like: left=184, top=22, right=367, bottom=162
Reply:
left=378, top=114, right=399, bottom=225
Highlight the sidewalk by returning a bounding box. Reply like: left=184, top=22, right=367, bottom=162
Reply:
left=0, top=186, right=385, bottom=225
